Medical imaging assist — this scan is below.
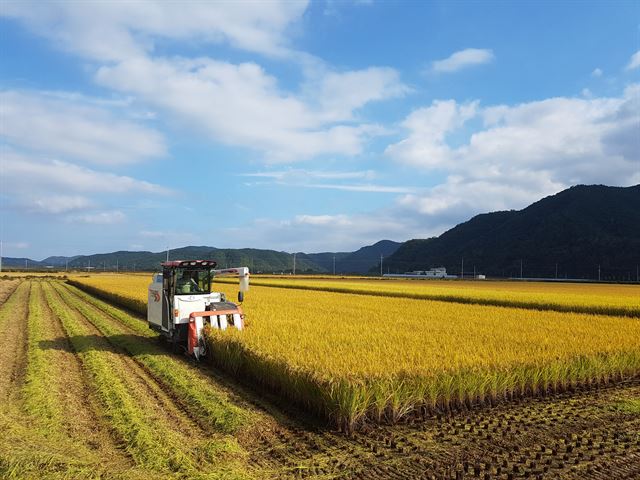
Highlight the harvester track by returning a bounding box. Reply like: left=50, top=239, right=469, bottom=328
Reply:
left=45, top=282, right=219, bottom=443
left=30, top=282, right=134, bottom=472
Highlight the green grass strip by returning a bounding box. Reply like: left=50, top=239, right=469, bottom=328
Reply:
left=55, top=281, right=252, bottom=435
left=22, top=282, right=67, bottom=434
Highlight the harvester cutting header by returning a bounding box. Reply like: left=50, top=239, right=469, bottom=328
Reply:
left=147, top=260, right=249, bottom=359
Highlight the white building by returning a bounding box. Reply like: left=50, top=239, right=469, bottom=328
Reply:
left=384, top=267, right=457, bottom=279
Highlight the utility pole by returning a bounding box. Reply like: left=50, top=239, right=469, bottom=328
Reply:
left=25, top=258, right=28, bottom=270
left=87, top=259, right=90, bottom=273
left=461, top=257, right=464, bottom=279
left=116, top=259, right=119, bottom=273
left=166, top=246, right=170, bottom=262
left=293, top=253, right=296, bottom=275
left=473, top=265, right=476, bottom=278
left=333, top=255, right=336, bottom=275
left=380, top=254, right=383, bottom=277
left=65, top=259, right=68, bottom=271
left=520, top=259, right=523, bottom=279
left=555, top=263, right=558, bottom=279
left=637, top=265, right=639, bottom=283
left=133, top=263, right=136, bottom=272
left=598, top=264, right=601, bottom=282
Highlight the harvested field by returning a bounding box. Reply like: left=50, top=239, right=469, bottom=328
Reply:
left=2, top=277, right=639, bottom=479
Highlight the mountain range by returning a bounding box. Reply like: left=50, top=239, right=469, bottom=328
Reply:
left=2, top=241, right=401, bottom=274
left=381, top=184, right=640, bottom=280
left=4, top=185, right=639, bottom=280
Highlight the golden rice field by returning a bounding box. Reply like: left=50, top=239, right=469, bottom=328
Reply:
left=69, top=273, right=640, bottom=432
left=218, top=275, right=640, bottom=317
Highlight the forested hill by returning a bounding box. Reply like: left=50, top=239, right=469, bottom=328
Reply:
left=302, top=240, right=401, bottom=274
left=383, top=185, right=640, bottom=280
left=4, top=242, right=400, bottom=274
left=66, top=246, right=322, bottom=273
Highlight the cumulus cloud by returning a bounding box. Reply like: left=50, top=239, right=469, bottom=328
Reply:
left=386, top=85, right=640, bottom=228
left=312, top=67, right=410, bottom=121
left=431, top=48, right=495, bottom=73
left=2, top=151, right=171, bottom=195
left=1, top=150, right=172, bottom=221
left=0, top=90, right=166, bottom=165
left=626, top=50, right=640, bottom=71
left=385, top=100, right=479, bottom=168
left=95, top=57, right=405, bottom=161
left=1, top=1, right=308, bottom=60
left=2, top=3, right=407, bottom=163
left=591, top=67, right=603, bottom=77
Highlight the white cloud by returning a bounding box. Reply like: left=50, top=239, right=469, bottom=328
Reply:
left=295, top=214, right=349, bottom=226
left=95, top=56, right=404, bottom=161
left=222, top=212, right=411, bottom=252
left=313, top=67, right=410, bottom=121
left=31, top=195, right=94, bottom=214
left=431, top=48, right=495, bottom=74
left=625, top=50, right=640, bottom=71
left=591, top=67, right=603, bottom=77
left=1, top=1, right=308, bottom=60
left=386, top=85, right=640, bottom=229
left=2, top=3, right=407, bottom=163
left=243, top=169, right=376, bottom=181
left=242, top=169, right=413, bottom=192
left=1, top=150, right=172, bottom=220
left=303, top=183, right=416, bottom=193
left=67, top=211, right=126, bottom=225
left=2, top=151, right=171, bottom=195
left=385, top=100, right=478, bottom=168
left=0, top=90, right=166, bottom=165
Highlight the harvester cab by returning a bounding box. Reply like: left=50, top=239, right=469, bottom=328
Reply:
left=147, top=260, right=249, bottom=360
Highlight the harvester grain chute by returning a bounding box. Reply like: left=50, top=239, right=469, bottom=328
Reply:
left=147, top=260, right=249, bottom=359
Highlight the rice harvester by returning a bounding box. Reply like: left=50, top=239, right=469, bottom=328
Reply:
left=147, top=260, right=249, bottom=359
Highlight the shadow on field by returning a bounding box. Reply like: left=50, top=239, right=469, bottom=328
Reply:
left=38, top=333, right=166, bottom=356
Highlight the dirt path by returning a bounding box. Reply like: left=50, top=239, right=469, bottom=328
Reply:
left=0, top=281, right=30, bottom=402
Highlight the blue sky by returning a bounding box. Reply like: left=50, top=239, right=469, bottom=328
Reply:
left=1, top=0, right=638, bottom=259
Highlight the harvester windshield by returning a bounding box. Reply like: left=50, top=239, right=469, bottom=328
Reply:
left=175, top=268, right=211, bottom=295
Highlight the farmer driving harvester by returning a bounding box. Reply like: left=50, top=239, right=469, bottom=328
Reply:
left=177, top=270, right=203, bottom=294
